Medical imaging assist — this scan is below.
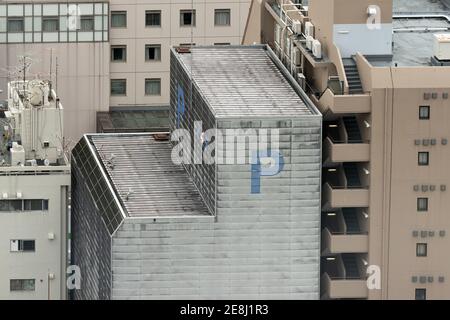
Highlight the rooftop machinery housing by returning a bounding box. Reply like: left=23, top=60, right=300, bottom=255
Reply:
left=0, top=80, right=70, bottom=299
left=71, top=45, right=322, bottom=300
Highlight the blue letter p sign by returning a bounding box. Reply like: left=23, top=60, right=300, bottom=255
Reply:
left=251, top=150, right=284, bottom=194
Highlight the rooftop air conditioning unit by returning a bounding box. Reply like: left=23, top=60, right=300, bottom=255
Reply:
left=305, top=21, right=314, bottom=38
left=306, top=36, right=314, bottom=50
left=292, top=20, right=302, bottom=35
left=312, top=40, right=322, bottom=59
left=433, top=33, right=450, bottom=60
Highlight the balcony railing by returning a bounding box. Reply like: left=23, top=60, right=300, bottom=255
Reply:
left=322, top=183, right=370, bottom=209
left=321, top=273, right=368, bottom=299
left=315, top=88, right=371, bottom=116
left=323, top=137, right=370, bottom=163
left=322, top=228, right=369, bottom=254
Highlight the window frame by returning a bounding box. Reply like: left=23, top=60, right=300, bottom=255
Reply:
left=10, top=279, right=35, bottom=292
left=79, top=15, right=95, bottom=32
left=416, top=243, right=427, bottom=257
left=110, top=79, right=127, bottom=96
left=180, top=9, right=196, bottom=27
left=417, top=197, right=428, bottom=212
left=110, top=11, right=127, bottom=28
left=418, top=151, right=429, bottom=166
left=419, top=105, right=430, bottom=120
left=214, top=9, right=231, bottom=26
left=145, top=78, right=161, bottom=96
left=7, top=17, right=24, bottom=32
left=145, top=10, right=161, bottom=27
left=10, top=239, right=36, bottom=252
left=145, top=44, right=161, bottom=61
left=42, top=16, right=59, bottom=32
left=415, top=288, right=426, bottom=300
left=111, top=45, right=127, bottom=62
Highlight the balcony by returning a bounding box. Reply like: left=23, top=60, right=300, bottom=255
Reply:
left=313, top=88, right=371, bottom=118
left=322, top=163, right=370, bottom=210
left=322, top=208, right=369, bottom=254
left=323, top=117, right=370, bottom=164
left=321, top=254, right=368, bottom=299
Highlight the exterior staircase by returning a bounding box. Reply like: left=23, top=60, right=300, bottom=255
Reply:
left=343, top=58, right=363, bottom=94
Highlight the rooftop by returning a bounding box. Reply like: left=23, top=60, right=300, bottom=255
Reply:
left=89, top=134, right=210, bottom=218
left=175, top=45, right=319, bottom=118
left=368, top=0, right=450, bottom=67
left=96, top=108, right=169, bottom=133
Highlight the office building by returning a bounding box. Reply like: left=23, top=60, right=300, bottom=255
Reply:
left=0, top=80, right=70, bottom=299
left=243, top=0, right=450, bottom=299
left=70, top=45, right=322, bottom=299
left=0, top=1, right=251, bottom=145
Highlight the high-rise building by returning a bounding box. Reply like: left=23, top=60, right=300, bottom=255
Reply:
left=0, top=80, right=70, bottom=299
left=0, top=1, right=251, bottom=145
left=70, top=45, right=322, bottom=300
left=243, top=0, right=450, bottom=299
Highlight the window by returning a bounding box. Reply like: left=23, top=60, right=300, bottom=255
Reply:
left=180, top=10, right=196, bottom=27
left=214, top=9, right=231, bottom=26
left=111, top=79, right=126, bottom=96
left=7, top=18, right=24, bottom=32
left=111, top=46, right=126, bottom=62
left=418, top=152, right=429, bottom=166
left=145, top=44, right=161, bottom=61
left=10, top=279, right=35, bottom=291
left=179, top=43, right=196, bottom=48
left=10, top=240, right=35, bottom=252
left=111, top=11, right=127, bottom=28
left=0, top=199, right=48, bottom=212
left=42, top=17, right=59, bottom=32
left=417, top=198, right=428, bottom=212
left=416, top=243, right=427, bottom=257
left=145, top=78, right=161, bottom=96
left=146, top=10, right=161, bottom=27
left=419, top=106, right=430, bottom=120
left=214, top=42, right=231, bottom=46
left=415, top=288, right=426, bottom=300
left=80, top=16, right=94, bottom=31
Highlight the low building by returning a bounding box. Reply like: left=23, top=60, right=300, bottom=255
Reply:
left=0, top=80, right=70, bottom=300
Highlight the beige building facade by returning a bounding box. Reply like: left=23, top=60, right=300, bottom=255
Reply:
left=0, top=0, right=251, bottom=145
left=244, top=0, right=450, bottom=299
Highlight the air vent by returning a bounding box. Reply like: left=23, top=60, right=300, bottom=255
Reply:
left=413, top=185, right=419, bottom=192
left=412, top=276, right=418, bottom=283
left=442, top=138, right=448, bottom=145
left=424, top=93, right=431, bottom=100
left=430, top=185, right=436, bottom=192
left=441, top=185, right=447, bottom=192
left=440, top=230, right=446, bottom=237
left=428, top=276, right=434, bottom=283
left=412, top=230, right=419, bottom=237
left=421, top=185, right=429, bottom=192
left=414, top=139, right=421, bottom=146
left=429, top=231, right=435, bottom=237
left=422, top=139, right=430, bottom=146
left=443, top=93, right=449, bottom=99
left=421, top=231, right=428, bottom=238
left=420, top=276, right=427, bottom=283
left=439, top=276, right=445, bottom=283
left=431, top=139, right=436, bottom=146
left=432, top=93, right=438, bottom=99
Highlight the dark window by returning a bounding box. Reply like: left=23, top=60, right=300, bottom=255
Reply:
left=10, top=279, right=35, bottom=291
left=111, top=11, right=127, bottom=28
left=417, top=198, right=428, bottom=212
left=11, top=240, right=35, bottom=252
left=111, top=46, right=126, bottom=62
left=146, top=11, right=161, bottom=27
left=180, top=10, right=196, bottom=27
left=145, top=78, right=161, bottom=96
left=145, top=44, right=161, bottom=61
left=416, top=243, right=427, bottom=257
left=214, top=9, right=231, bottom=26
left=214, top=42, right=231, bottom=46
left=80, top=16, right=94, bottom=31
left=111, top=79, right=126, bottom=95
left=415, top=288, right=426, bottom=300
left=419, top=106, right=430, bottom=120
left=42, top=17, right=59, bottom=32
left=418, top=152, right=429, bottom=166
left=24, top=199, right=46, bottom=211
left=7, top=18, right=24, bottom=32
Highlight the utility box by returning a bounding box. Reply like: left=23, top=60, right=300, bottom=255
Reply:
left=170, top=45, right=323, bottom=299
left=434, top=33, right=450, bottom=61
